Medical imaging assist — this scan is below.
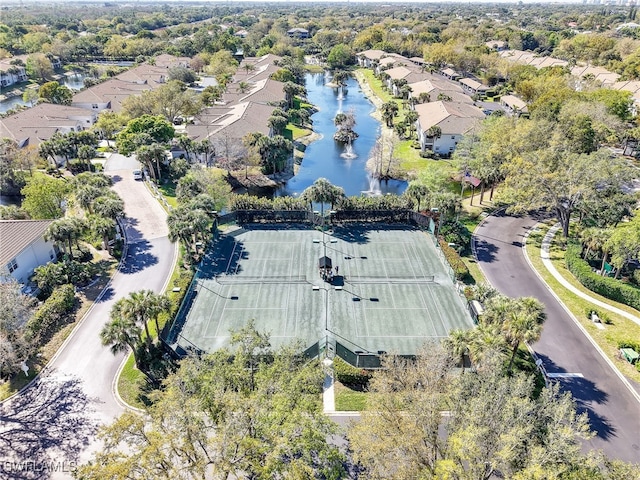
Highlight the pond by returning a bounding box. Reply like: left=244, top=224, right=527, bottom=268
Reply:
left=0, top=73, right=89, bottom=113
left=276, top=72, right=406, bottom=198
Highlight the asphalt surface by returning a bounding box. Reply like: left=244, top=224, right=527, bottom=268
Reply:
left=474, top=211, right=640, bottom=463
left=0, top=153, right=176, bottom=480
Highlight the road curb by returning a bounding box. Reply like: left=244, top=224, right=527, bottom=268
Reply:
left=0, top=221, right=129, bottom=407
left=524, top=223, right=640, bottom=405
left=111, top=194, right=179, bottom=412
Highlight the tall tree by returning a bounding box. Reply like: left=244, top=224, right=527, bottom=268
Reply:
left=349, top=351, right=597, bottom=480
left=100, top=305, right=143, bottom=368
left=78, top=324, right=345, bottom=479
left=501, top=149, right=634, bottom=237
left=21, top=175, right=70, bottom=219
left=38, top=81, right=73, bottom=105
left=0, top=276, right=35, bottom=379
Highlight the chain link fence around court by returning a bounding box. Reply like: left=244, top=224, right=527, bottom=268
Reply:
left=164, top=209, right=466, bottom=362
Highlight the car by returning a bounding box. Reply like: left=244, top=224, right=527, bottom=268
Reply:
left=132, top=169, right=143, bottom=180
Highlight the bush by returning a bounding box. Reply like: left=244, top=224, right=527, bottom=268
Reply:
left=566, top=243, right=640, bottom=311
left=438, top=238, right=469, bottom=280
left=26, top=284, right=76, bottom=343
left=618, top=339, right=640, bottom=352
left=439, top=220, right=471, bottom=253
left=333, top=357, right=372, bottom=388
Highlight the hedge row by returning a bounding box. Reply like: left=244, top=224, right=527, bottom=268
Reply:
left=438, top=238, right=469, bottom=280
left=26, top=284, right=76, bottom=343
left=565, top=243, right=640, bottom=311
left=333, top=357, right=372, bottom=388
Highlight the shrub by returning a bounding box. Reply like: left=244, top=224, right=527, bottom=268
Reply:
left=438, top=238, right=469, bottom=280
left=26, top=284, right=76, bottom=343
left=333, top=357, right=372, bottom=388
left=439, top=220, right=471, bottom=253
left=618, top=339, right=640, bottom=352
left=566, top=243, right=640, bottom=311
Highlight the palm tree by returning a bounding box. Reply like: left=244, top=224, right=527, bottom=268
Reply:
left=418, top=92, right=431, bottom=104
left=301, top=178, right=345, bottom=213
left=405, top=181, right=428, bottom=212
left=168, top=206, right=212, bottom=263
left=468, top=324, right=507, bottom=370
left=580, top=227, right=611, bottom=261
left=136, top=143, right=167, bottom=182
left=503, top=297, right=546, bottom=372
left=117, top=291, right=169, bottom=348
left=45, top=217, right=86, bottom=258
left=381, top=102, right=398, bottom=127
left=149, top=294, right=171, bottom=336
left=444, top=328, right=472, bottom=372
left=404, top=110, right=419, bottom=140
left=91, top=215, right=116, bottom=254
left=100, top=308, right=143, bottom=367
left=76, top=185, right=102, bottom=213
left=93, top=194, right=125, bottom=220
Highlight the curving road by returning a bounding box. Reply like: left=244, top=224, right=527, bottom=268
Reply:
left=0, top=153, right=176, bottom=480
left=474, top=211, right=640, bottom=463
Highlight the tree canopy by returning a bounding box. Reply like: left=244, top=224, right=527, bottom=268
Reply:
left=78, top=322, right=345, bottom=480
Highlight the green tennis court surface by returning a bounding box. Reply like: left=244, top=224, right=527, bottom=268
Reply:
left=167, top=223, right=473, bottom=356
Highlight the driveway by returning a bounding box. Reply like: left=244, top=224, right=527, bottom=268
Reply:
left=0, top=153, right=176, bottom=480
left=474, top=211, right=640, bottom=463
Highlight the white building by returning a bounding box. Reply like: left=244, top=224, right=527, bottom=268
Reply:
left=0, top=220, right=58, bottom=285
left=415, top=101, right=485, bottom=156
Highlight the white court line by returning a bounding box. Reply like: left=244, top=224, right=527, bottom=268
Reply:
left=546, top=373, right=584, bottom=378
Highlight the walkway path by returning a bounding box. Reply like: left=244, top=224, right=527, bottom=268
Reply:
left=541, top=223, right=640, bottom=328
left=474, top=211, right=640, bottom=463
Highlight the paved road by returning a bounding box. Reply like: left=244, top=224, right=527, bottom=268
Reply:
left=474, top=211, right=640, bottom=463
left=0, top=154, right=176, bottom=480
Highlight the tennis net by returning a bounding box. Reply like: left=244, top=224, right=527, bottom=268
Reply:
left=215, top=275, right=308, bottom=285
left=347, top=275, right=436, bottom=284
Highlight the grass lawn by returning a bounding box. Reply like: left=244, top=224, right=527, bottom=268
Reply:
left=157, top=181, right=178, bottom=209
left=285, top=124, right=313, bottom=141
left=334, top=381, right=368, bottom=411
left=116, top=354, right=146, bottom=409
left=526, top=224, right=640, bottom=385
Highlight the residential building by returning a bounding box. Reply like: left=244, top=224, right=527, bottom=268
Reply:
left=0, top=103, right=98, bottom=148
left=71, top=78, right=153, bottom=113
left=459, top=77, right=489, bottom=96
left=500, top=94, right=529, bottom=116
left=440, top=68, right=462, bottom=81
left=287, top=28, right=310, bottom=39
left=0, top=61, right=28, bottom=88
left=407, top=78, right=470, bottom=104
left=415, top=101, right=485, bottom=156
left=356, top=49, right=386, bottom=68
left=0, top=220, right=58, bottom=285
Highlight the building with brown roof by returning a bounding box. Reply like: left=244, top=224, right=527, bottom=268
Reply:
left=71, top=78, right=153, bottom=113
left=0, top=104, right=98, bottom=148
left=0, top=220, right=57, bottom=285
left=415, top=101, right=485, bottom=156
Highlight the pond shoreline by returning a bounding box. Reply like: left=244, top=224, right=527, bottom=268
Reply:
left=352, top=69, right=406, bottom=183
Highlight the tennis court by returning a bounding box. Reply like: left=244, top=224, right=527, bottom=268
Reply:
left=167, top=223, right=474, bottom=356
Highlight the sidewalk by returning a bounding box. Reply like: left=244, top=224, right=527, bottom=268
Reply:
left=540, top=224, right=640, bottom=327
left=537, top=223, right=640, bottom=402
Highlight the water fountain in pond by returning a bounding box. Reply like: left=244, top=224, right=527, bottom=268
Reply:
left=340, top=138, right=357, bottom=159
left=362, top=175, right=382, bottom=196
left=336, top=85, right=345, bottom=101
